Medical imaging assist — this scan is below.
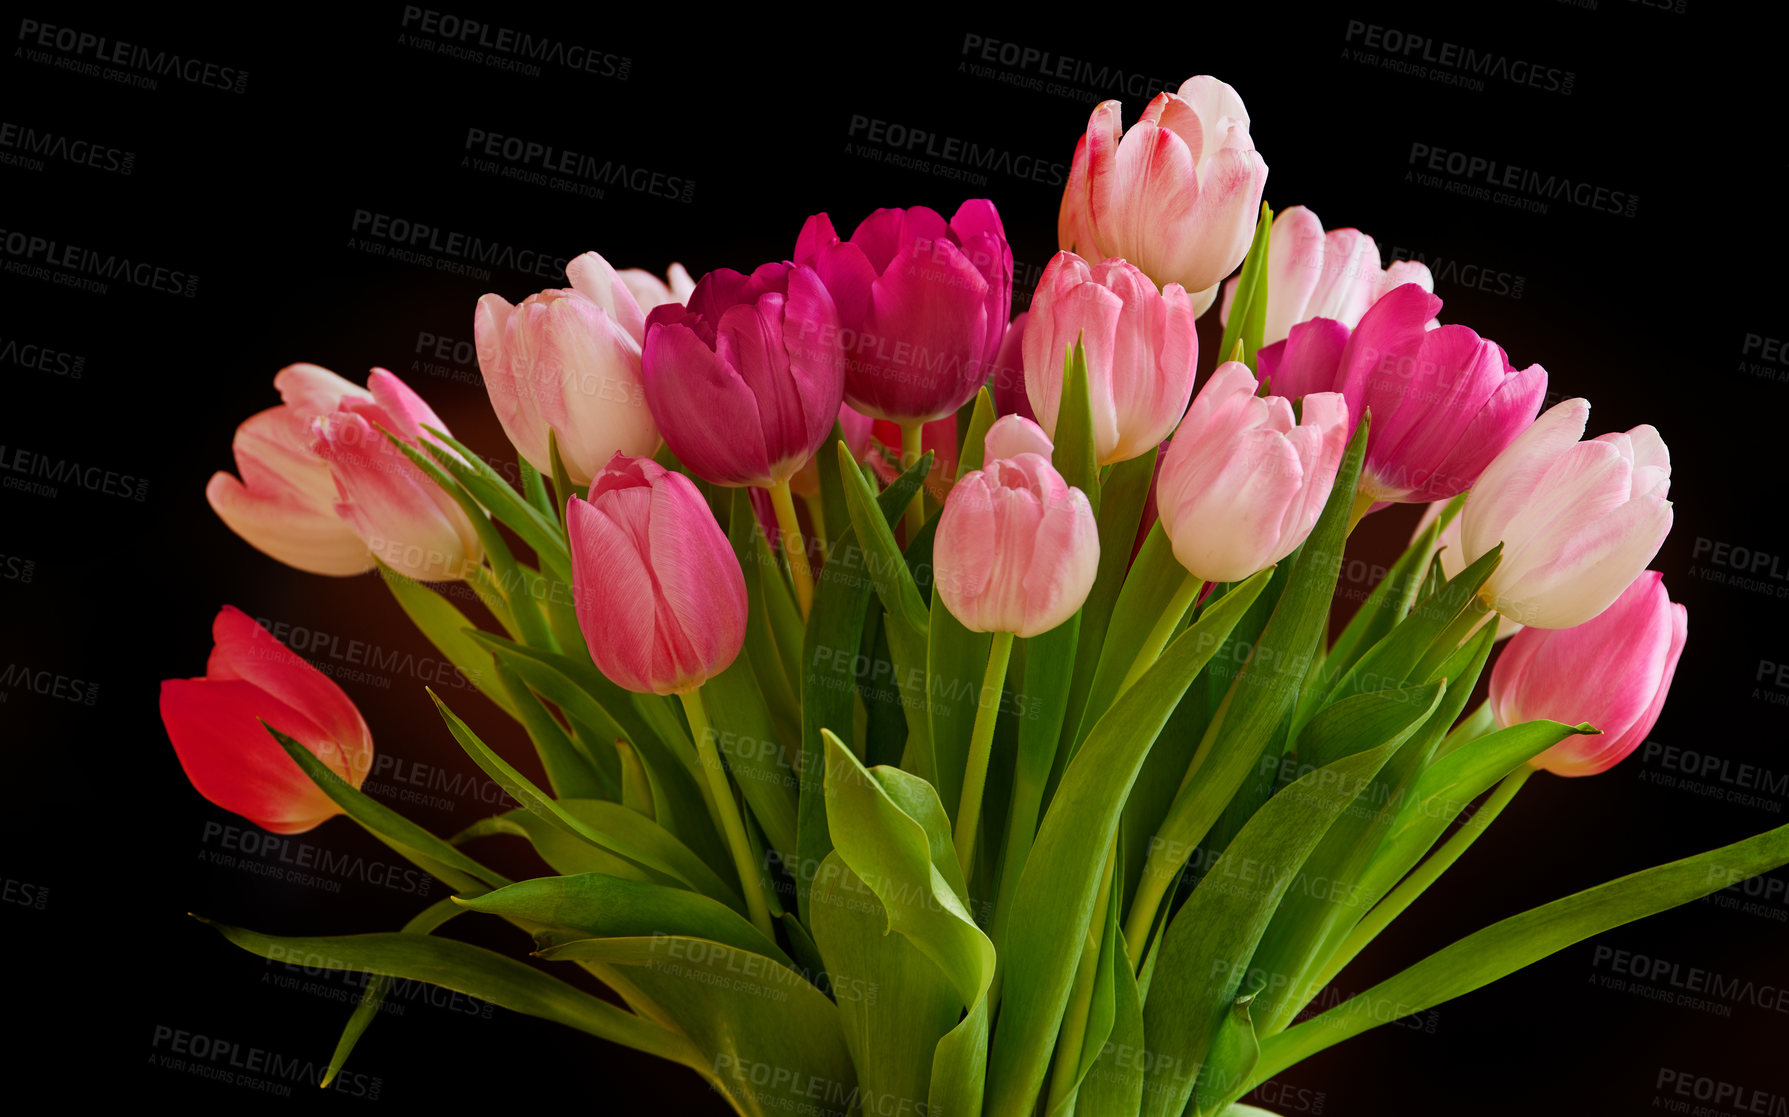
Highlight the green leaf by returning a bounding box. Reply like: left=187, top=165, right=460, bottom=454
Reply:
left=1249, top=818, right=1789, bottom=1085
left=700, top=647, right=801, bottom=858
left=453, top=806, right=654, bottom=881
left=547, top=427, right=579, bottom=531
left=839, top=441, right=931, bottom=632
left=1071, top=907, right=1146, bottom=1117
left=380, top=563, right=516, bottom=718
left=1053, top=337, right=1100, bottom=510
left=1198, top=980, right=1264, bottom=1113
left=489, top=659, right=612, bottom=800
left=956, top=387, right=997, bottom=477
left=263, top=723, right=506, bottom=893
left=538, top=935, right=856, bottom=1117
left=1217, top=203, right=1274, bottom=372
left=983, top=569, right=1272, bottom=1117
left=520, top=455, right=554, bottom=520
left=615, top=738, right=655, bottom=818
left=196, top=919, right=700, bottom=1069
left=418, top=425, right=572, bottom=583
left=728, top=488, right=802, bottom=739
left=1317, top=494, right=1460, bottom=691
left=324, top=896, right=470, bottom=1086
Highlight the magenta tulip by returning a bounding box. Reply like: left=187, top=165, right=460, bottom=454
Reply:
left=1461, top=398, right=1673, bottom=629
left=475, top=251, right=661, bottom=486
left=1156, top=362, right=1349, bottom=583
left=1024, top=253, right=1198, bottom=466
left=1218, top=206, right=1435, bottom=345
left=160, top=606, right=374, bottom=834
left=794, top=200, right=1013, bottom=423
left=642, top=262, right=845, bottom=488
left=984, top=414, right=1054, bottom=462
left=569, top=455, right=747, bottom=695
left=1058, top=77, right=1268, bottom=314
left=1490, top=571, right=1687, bottom=776
left=311, top=369, right=483, bottom=582
left=205, top=364, right=378, bottom=577
left=933, top=453, right=1098, bottom=637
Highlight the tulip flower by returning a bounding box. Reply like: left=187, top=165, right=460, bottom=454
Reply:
left=932, top=450, right=1097, bottom=877
left=311, top=368, right=483, bottom=583
left=1490, top=571, right=1687, bottom=776
left=990, top=312, right=1034, bottom=422
left=568, top=454, right=747, bottom=696
left=1461, top=398, right=1673, bottom=629
left=1412, top=500, right=1522, bottom=641
left=1057, top=77, right=1268, bottom=314
left=1258, top=284, right=1546, bottom=508
left=619, top=262, right=695, bottom=312
left=475, top=251, right=661, bottom=486
left=1218, top=206, right=1435, bottom=345
left=160, top=606, right=374, bottom=834
left=206, top=364, right=378, bottom=577
left=1156, top=362, right=1350, bottom=584
left=1024, top=252, right=1198, bottom=466
left=984, top=414, right=1054, bottom=462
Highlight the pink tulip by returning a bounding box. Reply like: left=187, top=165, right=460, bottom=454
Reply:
left=1490, top=571, right=1687, bottom=776
left=205, top=364, right=378, bottom=577
left=475, top=251, right=661, bottom=486
left=1024, top=252, right=1198, bottom=465
left=1259, top=284, right=1546, bottom=505
left=934, top=453, right=1099, bottom=637
left=1218, top=206, right=1435, bottom=345
left=642, top=262, right=845, bottom=488
left=990, top=312, right=1034, bottom=421
left=984, top=414, right=1054, bottom=462
left=788, top=402, right=876, bottom=499
left=619, top=262, right=696, bottom=312
left=569, top=455, right=747, bottom=695
left=160, top=606, right=374, bottom=834
left=311, top=369, right=483, bottom=583
left=794, top=200, right=1013, bottom=423
left=1156, top=362, right=1349, bottom=583
left=1058, top=77, right=1268, bottom=314
left=1461, top=399, right=1673, bottom=629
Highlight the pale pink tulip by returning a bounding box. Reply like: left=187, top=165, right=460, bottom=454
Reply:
left=934, top=453, right=1098, bottom=637
left=1490, top=571, right=1687, bottom=776
left=569, top=455, right=747, bottom=695
left=984, top=414, right=1054, bottom=462
left=1023, top=253, right=1198, bottom=466
left=619, top=262, right=696, bottom=312
left=1156, top=362, right=1349, bottom=583
left=311, top=369, right=483, bottom=583
left=1461, top=399, right=1673, bottom=629
left=205, top=364, right=377, bottom=576
left=475, top=251, right=661, bottom=485
left=1058, top=77, right=1268, bottom=314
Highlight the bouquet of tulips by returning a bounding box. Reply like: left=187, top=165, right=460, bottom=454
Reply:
left=163, top=75, right=1783, bottom=1117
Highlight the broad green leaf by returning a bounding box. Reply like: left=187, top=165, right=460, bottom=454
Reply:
left=839, top=441, right=930, bottom=631
left=1217, top=203, right=1273, bottom=372
left=1198, top=981, right=1263, bottom=1113
left=816, top=424, right=852, bottom=585
left=417, top=426, right=572, bottom=583
left=728, top=488, right=801, bottom=739
left=700, top=634, right=801, bottom=859
left=859, top=612, right=910, bottom=770
left=325, top=896, right=469, bottom=1086
left=539, top=935, right=856, bottom=1117
left=456, top=871, right=787, bottom=963
left=983, top=569, right=1271, bottom=1117
left=380, top=563, right=516, bottom=718
left=519, top=455, right=554, bottom=519
left=927, top=564, right=993, bottom=830
left=956, top=387, right=997, bottom=477
left=546, top=427, right=580, bottom=530
left=615, top=738, right=655, bottom=818
left=1050, top=847, right=1125, bottom=1114
left=454, top=805, right=653, bottom=880
left=489, top=659, right=612, bottom=800
left=1071, top=907, right=1145, bottom=1117
left=1053, top=337, right=1100, bottom=511
left=1249, top=818, right=1789, bottom=1085
left=197, top=920, right=700, bottom=1069
left=264, top=724, right=506, bottom=893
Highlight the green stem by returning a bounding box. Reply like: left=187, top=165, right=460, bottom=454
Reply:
left=1345, top=487, right=1378, bottom=537
left=990, top=766, right=1046, bottom=957
left=767, top=477, right=815, bottom=620
left=1306, top=765, right=1533, bottom=1002
left=1044, top=842, right=1117, bottom=1117
left=678, top=688, right=775, bottom=937
left=953, top=630, right=1016, bottom=883
left=802, top=491, right=829, bottom=559
left=1116, top=570, right=1203, bottom=697
left=900, top=421, right=927, bottom=543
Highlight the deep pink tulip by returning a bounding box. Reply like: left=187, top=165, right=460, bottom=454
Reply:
left=989, top=311, right=1033, bottom=421
left=788, top=402, right=876, bottom=499
left=1024, top=253, right=1198, bottom=466
left=1156, top=362, right=1349, bottom=583
left=160, top=606, right=374, bottom=834
left=794, top=201, right=1013, bottom=423
left=1259, top=284, right=1546, bottom=505
left=1491, top=571, right=1687, bottom=776
left=619, top=262, right=695, bottom=312
left=311, top=369, right=483, bottom=583
left=1218, top=206, right=1434, bottom=345
left=569, top=455, right=747, bottom=695
left=984, top=414, right=1054, bottom=462
left=475, top=251, right=661, bottom=486
left=1058, top=77, right=1268, bottom=314
left=1461, top=399, right=1673, bottom=629
left=934, top=453, right=1098, bottom=637
left=642, top=262, right=845, bottom=488
left=206, top=364, right=378, bottom=577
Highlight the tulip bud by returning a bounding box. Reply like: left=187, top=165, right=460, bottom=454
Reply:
left=311, top=369, right=483, bottom=583
left=1024, top=253, right=1198, bottom=466
left=1058, top=77, right=1268, bottom=313
left=1490, top=572, right=1687, bottom=776
left=1156, top=362, right=1349, bottom=583
left=619, top=262, right=696, bottom=312
left=569, top=455, right=748, bottom=694
left=934, top=453, right=1099, bottom=637
left=475, top=251, right=661, bottom=486
left=1218, top=206, right=1435, bottom=345
left=984, top=414, right=1054, bottom=462
left=642, top=262, right=846, bottom=488
left=206, top=364, right=379, bottom=577
left=160, top=606, right=375, bottom=833
left=795, top=200, right=1013, bottom=423
left=1461, top=399, right=1673, bottom=629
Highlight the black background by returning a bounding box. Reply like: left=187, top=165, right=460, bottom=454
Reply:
left=4, top=4, right=1784, bottom=1113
